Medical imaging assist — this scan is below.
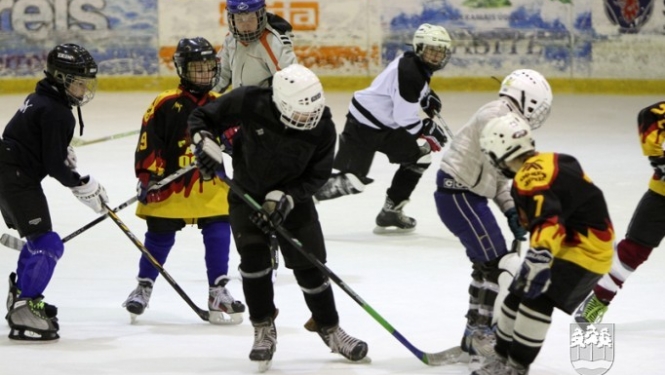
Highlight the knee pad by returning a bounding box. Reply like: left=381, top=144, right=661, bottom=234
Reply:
left=239, top=243, right=273, bottom=279
left=26, top=231, right=64, bottom=260
left=294, top=267, right=330, bottom=294
left=491, top=252, right=521, bottom=326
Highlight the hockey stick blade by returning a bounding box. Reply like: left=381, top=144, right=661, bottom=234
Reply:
left=70, top=129, right=140, bottom=147
left=0, top=163, right=196, bottom=252
left=102, top=203, right=210, bottom=321
left=217, top=171, right=453, bottom=366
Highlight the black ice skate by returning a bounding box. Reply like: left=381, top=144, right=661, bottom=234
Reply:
left=7, top=297, right=59, bottom=342
left=304, top=317, right=369, bottom=362
left=208, top=275, right=245, bottom=325
left=314, top=173, right=365, bottom=202
left=6, top=272, right=58, bottom=325
left=249, top=316, right=278, bottom=373
left=374, top=197, right=416, bottom=234
left=122, top=277, right=153, bottom=323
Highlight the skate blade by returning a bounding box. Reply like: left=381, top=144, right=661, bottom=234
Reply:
left=424, top=346, right=469, bottom=366
left=372, top=226, right=416, bottom=235
left=256, top=359, right=272, bottom=373
left=9, top=328, right=59, bottom=343
left=129, top=313, right=140, bottom=324
left=346, top=356, right=372, bottom=364
left=209, top=311, right=243, bottom=325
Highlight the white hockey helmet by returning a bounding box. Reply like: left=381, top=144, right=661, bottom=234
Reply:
left=272, top=64, right=325, bottom=131
left=499, top=69, right=552, bottom=130
left=479, top=112, right=535, bottom=177
left=412, top=23, right=452, bottom=70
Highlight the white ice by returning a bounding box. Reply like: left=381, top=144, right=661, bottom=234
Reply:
left=0, top=91, right=663, bottom=375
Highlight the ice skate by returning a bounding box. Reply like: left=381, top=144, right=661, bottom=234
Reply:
left=7, top=297, right=59, bottom=342
left=304, top=317, right=369, bottom=362
left=373, top=197, right=416, bottom=234
left=574, top=293, right=609, bottom=324
left=122, top=277, right=153, bottom=323
left=314, top=173, right=365, bottom=202
left=6, top=272, right=58, bottom=325
left=249, top=316, right=277, bottom=372
left=208, top=275, right=245, bottom=325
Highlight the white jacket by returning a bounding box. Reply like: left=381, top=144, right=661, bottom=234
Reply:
left=213, top=24, right=297, bottom=91
left=439, top=97, right=525, bottom=213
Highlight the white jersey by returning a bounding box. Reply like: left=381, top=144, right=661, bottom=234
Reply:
left=213, top=23, right=297, bottom=91
left=439, top=97, right=524, bottom=212
left=348, top=52, right=431, bottom=135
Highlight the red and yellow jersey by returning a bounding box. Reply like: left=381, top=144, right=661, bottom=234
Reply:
left=512, top=152, right=614, bottom=274
left=638, top=101, right=665, bottom=196
left=134, top=87, right=229, bottom=221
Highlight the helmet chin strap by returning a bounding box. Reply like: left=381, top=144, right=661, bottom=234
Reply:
left=76, top=106, right=85, bottom=136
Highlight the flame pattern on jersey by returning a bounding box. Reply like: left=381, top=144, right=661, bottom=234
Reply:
left=638, top=101, right=665, bottom=196
left=512, top=152, right=614, bottom=275
left=135, top=87, right=229, bottom=221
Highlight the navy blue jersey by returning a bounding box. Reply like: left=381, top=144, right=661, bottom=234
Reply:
left=2, top=79, right=82, bottom=187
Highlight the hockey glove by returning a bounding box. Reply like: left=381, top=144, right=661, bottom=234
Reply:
left=510, top=247, right=553, bottom=299
left=420, top=90, right=442, bottom=118
left=649, top=156, right=665, bottom=181
left=136, top=173, right=164, bottom=204
left=71, top=175, right=109, bottom=214
left=64, top=145, right=77, bottom=171
left=191, top=130, right=225, bottom=181
left=421, top=118, right=448, bottom=152
left=220, top=126, right=240, bottom=155
left=504, top=207, right=527, bottom=241
left=250, top=190, right=294, bottom=234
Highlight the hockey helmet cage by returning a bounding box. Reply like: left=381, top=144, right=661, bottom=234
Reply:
left=45, top=43, right=98, bottom=106
left=227, top=0, right=267, bottom=43
left=499, top=69, right=552, bottom=130
left=173, top=37, right=220, bottom=94
left=272, top=64, right=325, bottom=131
left=412, top=23, right=452, bottom=71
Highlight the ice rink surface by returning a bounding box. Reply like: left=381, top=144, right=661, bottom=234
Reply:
left=0, top=90, right=663, bottom=375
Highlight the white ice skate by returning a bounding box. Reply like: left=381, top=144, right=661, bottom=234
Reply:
left=208, top=276, right=245, bottom=325
left=122, top=278, right=153, bottom=323
left=249, top=316, right=277, bottom=372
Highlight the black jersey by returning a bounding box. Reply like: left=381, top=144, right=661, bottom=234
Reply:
left=512, top=152, right=613, bottom=274
left=1, top=79, right=81, bottom=187
left=188, top=86, right=336, bottom=203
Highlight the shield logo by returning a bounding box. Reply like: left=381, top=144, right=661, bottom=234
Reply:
left=570, top=323, right=614, bottom=375
left=603, top=0, right=655, bottom=33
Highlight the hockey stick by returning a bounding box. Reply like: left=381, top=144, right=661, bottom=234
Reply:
left=70, top=129, right=140, bottom=147
left=102, top=202, right=210, bottom=321
left=218, top=172, right=455, bottom=366
left=0, top=163, right=196, bottom=251
left=433, top=112, right=455, bottom=140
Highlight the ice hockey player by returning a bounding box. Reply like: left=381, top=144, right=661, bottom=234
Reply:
left=0, top=43, right=108, bottom=341
left=313, top=23, right=451, bottom=234
left=433, top=69, right=552, bottom=366
left=473, top=112, right=614, bottom=375
left=214, top=0, right=297, bottom=92
left=122, top=37, right=245, bottom=325
left=575, top=100, right=665, bottom=324
left=188, top=64, right=368, bottom=371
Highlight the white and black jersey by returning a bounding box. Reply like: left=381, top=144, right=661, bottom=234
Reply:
left=348, top=51, right=432, bottom=136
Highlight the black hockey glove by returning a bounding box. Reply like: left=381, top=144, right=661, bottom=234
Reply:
left=649, top=156, right=665, bottom=181
left=250, top=190, right=294, bottom=234
left=191, top=130, right=225, bottom=181
left=420, top=90, right=441, bottom=118
left=510, top=247, right=553, bottom=299
left=421, top=118, right=448, bottom=152
left=504, top=207, right=527, bottom=241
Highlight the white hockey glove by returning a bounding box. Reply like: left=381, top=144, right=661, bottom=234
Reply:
left=70, top=175, right=109, bottom=214
left=191, top=130, right=225, bottom=180
left=64, top=145, right=77, bottom=171
left=250, top=190, right=294, bottom=234
left=510, top=247, right=553, bottom=299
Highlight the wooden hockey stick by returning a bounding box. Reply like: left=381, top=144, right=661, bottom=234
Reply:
left=0, top=163, right=196, bottom=251
left=102, top=202, right=210, bottom=322
left=70, top=129, right=140, bottom=147
left=218, top=171, right=458, bottom=366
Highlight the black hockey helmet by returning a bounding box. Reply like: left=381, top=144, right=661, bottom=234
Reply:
left=173, top=37, right=220, bottom=94
left=45, top=43, right=98, bottom=106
